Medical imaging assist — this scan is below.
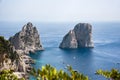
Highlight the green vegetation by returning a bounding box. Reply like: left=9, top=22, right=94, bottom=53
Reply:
left=0, top=70, right=18, bottom=80
left=31, top=64, right=120, bottom=80
left=30, top=64, right=89, bottom=80
left=0, top=70, right=25, bottom=80
left=0, top=65, right=119, bottom=80
left=0, top=36, right=19, bottom=65
left=96, top=68, right=120, bottom=80
left=0, top=36, right=25, bottom=80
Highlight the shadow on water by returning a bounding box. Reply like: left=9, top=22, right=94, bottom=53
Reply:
left=59, top=48, right=106, bottom=80
left=29, top=50, right=45, bottom=69
left=60, top=48, right=93, bottom=54
left=29, top=50, right=44, bottom=60
left=59, top=48, right=94, bottom=70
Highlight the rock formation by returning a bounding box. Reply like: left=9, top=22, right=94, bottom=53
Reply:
left=59, top=23, right=94, bottom=48
left=7, top=22, right=43, bottom=79
left=9, top=22, right=43, bottom=54
left=59, top=30, right=78, bottom=48
left=0, top=36, right=21, bottom=71
left=0, top=36, right=31, bottom=79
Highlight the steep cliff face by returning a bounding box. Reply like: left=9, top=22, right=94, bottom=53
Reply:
left=59, top=23, right=94, bottom=48
left=73, top=23, right=94, bottom=47
left=0, top=36, right=20, bottom=71
left=9, top=22, right=43, bottom=54
left=0, top=22, right=42, bottom=78
left=59, top=30, right=78, bottom=48
left=0, top=36, right=30, bottom=80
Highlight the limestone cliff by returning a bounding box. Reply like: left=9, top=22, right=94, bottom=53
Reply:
left=9, top=22, right=43, bottom=54
left=59, top=23, right=94, bottom=48
left=0, top=36, right=31, bottom=79
left=59, top=30, right=78, bottom=48
left=0, top=36, right=20, bottom=71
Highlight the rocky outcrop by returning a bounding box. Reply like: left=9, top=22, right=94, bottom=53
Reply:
left=0, top=22, right=42, bottom=79
left=59, top=23, right=94, bottom=48
left=0, top=36, right=24, bottom=72
left=5, top=22, right=44, bottom=79
left=8, top=22, right=43, bottom=79
left=9, top=22, right=43, bottom=54
left=59, top=30, right=78, bottom=48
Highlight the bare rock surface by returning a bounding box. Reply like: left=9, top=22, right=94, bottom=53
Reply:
left=59, top=23, right=94, bottom=48
left=8, top=22, right=44, bottom=79
left=9, top=22, right=43, bottom=54
left=59, top=30, right=78, bottom=48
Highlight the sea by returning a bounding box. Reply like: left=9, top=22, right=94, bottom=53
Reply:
left=0, top=22, right=120, bottom=80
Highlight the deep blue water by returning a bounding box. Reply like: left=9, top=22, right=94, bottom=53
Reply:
left=0, top=22, right=120, bottom=80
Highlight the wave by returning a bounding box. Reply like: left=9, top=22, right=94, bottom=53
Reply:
left=94, top=39, right=119, bottom=46
left=94, top=40, right=116, bottom=44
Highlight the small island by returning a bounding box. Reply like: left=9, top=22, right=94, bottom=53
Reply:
left=59, top=23, right=94, bottom=48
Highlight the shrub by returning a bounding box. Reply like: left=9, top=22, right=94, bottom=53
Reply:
left=96, top=68, right=120, bottom=80
left=30, top=64, right=89, bottom=80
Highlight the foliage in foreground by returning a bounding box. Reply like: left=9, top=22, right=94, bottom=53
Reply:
left=30, top=64, right=89, bottom=80
left=31, top=64, right=120, bottom=80
left=96, top=68, right=120, bottom=80
left=0, top=64, right=120, bottom=80
left=0, top=70, right=25, bottom=80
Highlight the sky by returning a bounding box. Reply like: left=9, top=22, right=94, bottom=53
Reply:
left=0, top=0, right=120, bottom=22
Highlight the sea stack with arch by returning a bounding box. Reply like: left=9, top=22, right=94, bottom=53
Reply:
left=59, top=23, right=94, bottom=48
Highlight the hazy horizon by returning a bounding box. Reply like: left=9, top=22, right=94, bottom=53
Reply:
left=0, top=0, right=120, bottom=22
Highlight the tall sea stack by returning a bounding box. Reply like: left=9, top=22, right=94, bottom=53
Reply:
left=59, top=23, right=94, bottom=48
left=9, top=22, right=43, bottom=54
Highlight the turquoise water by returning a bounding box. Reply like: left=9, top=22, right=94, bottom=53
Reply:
left=0, top=22, right=120, bottom=80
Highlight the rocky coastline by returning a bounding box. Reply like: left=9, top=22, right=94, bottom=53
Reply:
left=8, top=22, right=43, bottom=79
